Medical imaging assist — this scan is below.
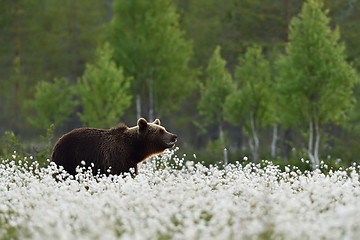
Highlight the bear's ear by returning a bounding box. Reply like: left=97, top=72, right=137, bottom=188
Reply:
left=153, top=119, right=161, bottom=125
left=138, top=118, right=148, bottom=131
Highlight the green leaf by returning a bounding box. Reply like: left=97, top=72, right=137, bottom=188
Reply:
left=77, top=43, right=132, bottom=128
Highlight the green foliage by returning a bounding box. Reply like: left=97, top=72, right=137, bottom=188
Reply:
left=207, top=131, right=229, bottom=160
left=276, top=0, right=358, bottom=127
left=225, top=45, right=273, bottom=132
left=36, top=0, right=107, bottom=80
left=28, top=77, right=77, bottom=129
left=224, top=45, right=272, bottom=163
left=275, top=0, right=358, bottom=167
left=0, top=131, right=25, bottom=160
left=33, top=124, right=55, bottom=166
left=1, top=0, right=360, bottom=167
left=0, top=125, right=54, bottom=167
left=198, top=46, right=233, bottom=126
left=108, top=0, right=196, bottom=116
left=179, top=0, right=295, bottom=70
left=0, top=0, right=108, bottom=135
left=77, top=43, right=132, bottom=128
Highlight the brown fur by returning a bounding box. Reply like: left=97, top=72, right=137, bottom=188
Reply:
left=51, top=118, right=177, bottom=176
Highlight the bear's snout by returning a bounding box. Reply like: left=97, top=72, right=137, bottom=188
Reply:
left=165, top=134, right=177, bottom=148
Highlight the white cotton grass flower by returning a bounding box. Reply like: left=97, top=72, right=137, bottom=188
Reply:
left=1, top=150, right=360, bottom=239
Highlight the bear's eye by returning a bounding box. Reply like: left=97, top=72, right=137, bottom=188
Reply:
left=160, top=129, right=165, bottom=134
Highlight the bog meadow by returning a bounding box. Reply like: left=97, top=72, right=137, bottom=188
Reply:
left=1, top=0, right=360, bottom=239
left=1, top=149, right=360, bottom=239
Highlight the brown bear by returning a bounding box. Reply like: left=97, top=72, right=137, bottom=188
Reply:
left=51, top=118, right=177, bottom=176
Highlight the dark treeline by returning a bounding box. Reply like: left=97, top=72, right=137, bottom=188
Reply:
left=0, top=0, right=360, bottom=168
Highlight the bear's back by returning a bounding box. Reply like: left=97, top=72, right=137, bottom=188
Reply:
left=52, top=128, right=118, bottom=175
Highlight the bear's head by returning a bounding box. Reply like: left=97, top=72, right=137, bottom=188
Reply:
left=137, top=118, right=177, bottom=154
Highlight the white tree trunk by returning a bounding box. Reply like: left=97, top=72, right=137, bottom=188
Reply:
left=136, top=94, right=141, bottom=120
left=314, top=118, right=320, bottom=168
left=271, top=124, right=278, bottom=159
left=219, top=122, right=228, bottom=164
left=308, top=115, right=315, bottom=167
left=219, top=122, right=224, bottom=141
left=223, top=148, right=228, bottom=165
left=249, top=112, right=259, bottom=163
left=307, top=114, right=320, bottom=169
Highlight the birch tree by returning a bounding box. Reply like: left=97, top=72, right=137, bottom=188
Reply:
left=77, top=44, right=132, bottom=128
left=224, top=46, right=272, bottom=163
left=28, top=77, right=77, bottom=129
left=198, top=46, right=233, bottom=162
left=108, top=0, right=195, bottom=121
left=276, top=0, right=358, bottom=168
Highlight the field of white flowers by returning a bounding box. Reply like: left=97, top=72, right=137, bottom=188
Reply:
left=1, top=149, right=360, bottom=240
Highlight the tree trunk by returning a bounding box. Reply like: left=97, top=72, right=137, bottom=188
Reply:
left=106, top=0, right=113, bottom=21
left=223, top=148, right=228, bottom=165
left=249, top=112, right=259, bottom=163
left=271, top=124, right=278, bottom=159
left=136, top=94, right=141, bottom=120
left=13, top=0, right=21, bottom=135
left=314, top=118, right=320, bottom=168
left=283, top=0, right=290, bottom=42
left=148, top=68, right=154, bottom=122
left=283, top=128, right=292, bottom=163
left=307, top=114, right=320, bottom=169
left=308, top=115, right=315, bottom=167
left=219, top=121, right=228, bottom=164
left=71, top=0, right=80, bottom=82
left=219, top=121, right=224, bottom=141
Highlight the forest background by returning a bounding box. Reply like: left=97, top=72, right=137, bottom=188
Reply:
left=1, top=0, right=360, bottom=169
